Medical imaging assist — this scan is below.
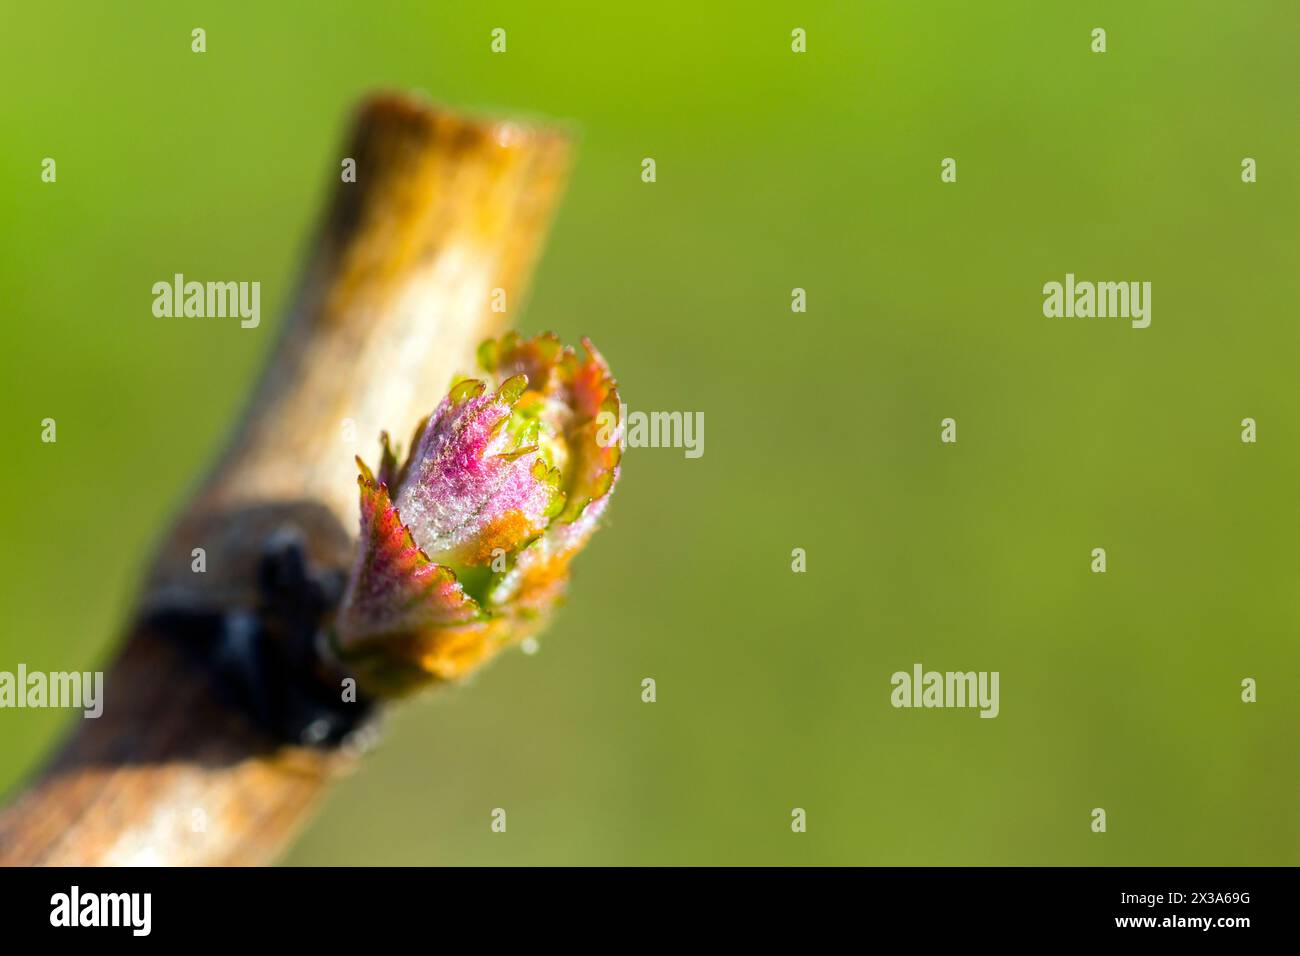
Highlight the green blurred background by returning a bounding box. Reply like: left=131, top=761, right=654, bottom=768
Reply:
left=2, top=1, right=1298, bottom=865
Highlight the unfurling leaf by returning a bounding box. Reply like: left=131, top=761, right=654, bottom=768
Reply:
left=333, top=332, right=621, bottom=695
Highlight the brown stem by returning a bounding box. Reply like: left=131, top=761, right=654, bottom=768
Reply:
left=0, top=93, right=570, bottom=866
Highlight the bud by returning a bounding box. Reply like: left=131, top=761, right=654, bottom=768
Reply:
left=333, top=332, right=621, bottom=695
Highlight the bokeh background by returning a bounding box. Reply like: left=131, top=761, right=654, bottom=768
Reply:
left=2, top=1, right=1298, bottom=865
